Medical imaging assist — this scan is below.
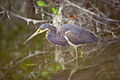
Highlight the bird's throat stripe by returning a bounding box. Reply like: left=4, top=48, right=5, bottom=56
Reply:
left=38, top=29, right=42, bottom=31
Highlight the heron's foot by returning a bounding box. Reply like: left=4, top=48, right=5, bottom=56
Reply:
left=68, top=67, right=78, bottom=80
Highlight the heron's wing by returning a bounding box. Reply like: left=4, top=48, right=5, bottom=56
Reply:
left=65, top=29, right=99, bottom=45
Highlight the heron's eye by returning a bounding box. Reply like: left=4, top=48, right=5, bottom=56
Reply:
left=37, top=29, right=42, bottom=32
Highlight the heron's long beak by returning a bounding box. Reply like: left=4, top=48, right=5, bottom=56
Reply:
left=23, top=29, right=45, bottom=45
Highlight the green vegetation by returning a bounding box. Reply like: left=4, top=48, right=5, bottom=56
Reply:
left=37, top=1, right=47, bottom=7
left=51, top=7, right=58, bottom=15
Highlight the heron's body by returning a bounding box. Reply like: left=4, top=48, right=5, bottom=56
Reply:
left=46, top=24, right=99, bottom=46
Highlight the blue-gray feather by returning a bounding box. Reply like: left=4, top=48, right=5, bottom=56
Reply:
left=39, top=24, right=100, bottom=46
left=58, top=24, right=100, bottom=45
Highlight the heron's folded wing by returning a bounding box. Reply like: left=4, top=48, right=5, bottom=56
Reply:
left=65, top=29, right=98, bottom=45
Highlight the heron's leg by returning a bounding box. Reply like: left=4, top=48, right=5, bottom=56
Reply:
left=67, top=46, right=78, bottom=80
left=74, top=46, right=78, bottom=67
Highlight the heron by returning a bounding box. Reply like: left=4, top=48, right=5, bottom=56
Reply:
left=24, top=23, right=100, bottom=64
left=24, top=23, right=100, bottom=80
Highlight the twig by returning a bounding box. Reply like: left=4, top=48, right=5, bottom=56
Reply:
left=89, top=2, right=107, bottom=18
left=85, top=13, right=106, bottom=25
left=65, top=0, right=120, bottom=25
left=0, top=5, right=52, bottom=25
left=66, top=0, right=97, bottom=16
left=15, top=50, right=54, bottom=65
left=0, top=11, right=5, bottom=14
left=76, top=56, right=117, bottom=72
left=10, top=12, right=52, bottom=25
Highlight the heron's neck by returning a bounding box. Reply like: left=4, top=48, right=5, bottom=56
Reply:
left=48, top=25, right=57, bottom=34
left=46, top=25, right=57, bottom=40
left=46, top=26, right=67, bottom=46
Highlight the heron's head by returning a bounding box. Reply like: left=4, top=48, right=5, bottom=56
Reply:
left=24, top=24, right=51, bottom=44
left=38, top=24, right=51, bottom=30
